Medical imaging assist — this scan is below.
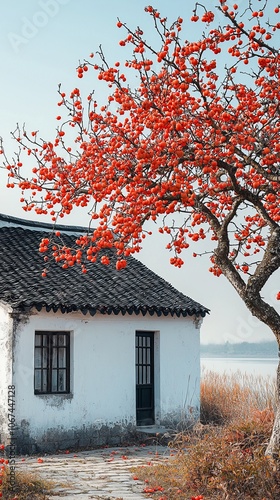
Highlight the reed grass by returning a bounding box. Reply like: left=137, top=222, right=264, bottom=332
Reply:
left=200, top=369, right=277, bottom=425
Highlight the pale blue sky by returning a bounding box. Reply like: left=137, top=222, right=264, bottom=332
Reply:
left=0, top=0, right=278, bottom=344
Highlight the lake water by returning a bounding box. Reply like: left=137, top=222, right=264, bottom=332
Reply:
left=201, top=357, right=278, bottom=379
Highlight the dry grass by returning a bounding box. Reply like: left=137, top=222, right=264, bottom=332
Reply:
left=1, top=467, right=54, bottom=499
left=200, top=369, right=277, bottom=425
left=133, top=370, right=279, bottom=500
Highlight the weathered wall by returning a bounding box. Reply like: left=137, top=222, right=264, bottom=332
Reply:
left=0, top=302, right=14, bottom=443
left=12, top=309, right=201, bottom=453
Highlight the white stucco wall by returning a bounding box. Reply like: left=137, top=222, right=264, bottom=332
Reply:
left=12, top=309, right=201, bottom=451
left=0, top=302, right=14, bottom=441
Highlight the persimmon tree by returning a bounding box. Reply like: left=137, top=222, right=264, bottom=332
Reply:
left=2, top=0, right=280, bottom=454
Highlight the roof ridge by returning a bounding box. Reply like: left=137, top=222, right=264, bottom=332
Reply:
left=0, top=213, right=92, bottom=233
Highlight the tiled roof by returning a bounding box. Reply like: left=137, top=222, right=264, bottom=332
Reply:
left=0, top=214, right=209, bottom=318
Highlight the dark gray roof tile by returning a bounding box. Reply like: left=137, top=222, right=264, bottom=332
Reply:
left=0, top=214, right=209, bottom=317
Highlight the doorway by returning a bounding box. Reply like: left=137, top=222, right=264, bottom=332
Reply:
left=136, top=331, right=155, bottom=426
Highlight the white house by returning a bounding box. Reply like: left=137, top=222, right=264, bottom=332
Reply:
left=0, top=214, right=208, bottom=454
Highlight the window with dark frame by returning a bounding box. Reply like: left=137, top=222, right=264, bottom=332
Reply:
left=34, top=331, right=70, bottom=394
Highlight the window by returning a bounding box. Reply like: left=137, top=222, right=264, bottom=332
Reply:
left=34, top=331, right=70, bottom=394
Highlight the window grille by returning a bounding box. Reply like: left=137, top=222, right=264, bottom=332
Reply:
left=34, top=331, right=70, bottom=394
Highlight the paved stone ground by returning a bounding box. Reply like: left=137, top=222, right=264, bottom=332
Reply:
left=16, top=444, right=174, bottom=499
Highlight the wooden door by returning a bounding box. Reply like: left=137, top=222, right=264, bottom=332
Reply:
left=136, top=331, right=155, bottom=426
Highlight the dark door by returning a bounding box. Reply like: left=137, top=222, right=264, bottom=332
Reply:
left=136, top=331, right=155, bottom=426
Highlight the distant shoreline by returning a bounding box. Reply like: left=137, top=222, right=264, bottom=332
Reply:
left=200, top=341, right=278, bottom=359
left=201, top=353, right=279, bottom=359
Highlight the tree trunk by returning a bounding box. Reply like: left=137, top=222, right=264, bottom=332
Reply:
left=265, top=357, right=280, bottom=458
left=213, top=238, right=280, bottom=457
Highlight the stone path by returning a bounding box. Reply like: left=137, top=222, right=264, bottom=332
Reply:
left=16, top=444, right=174, bottom=499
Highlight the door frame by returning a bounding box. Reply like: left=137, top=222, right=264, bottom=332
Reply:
left=135, top=331, right=155, bottom=426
